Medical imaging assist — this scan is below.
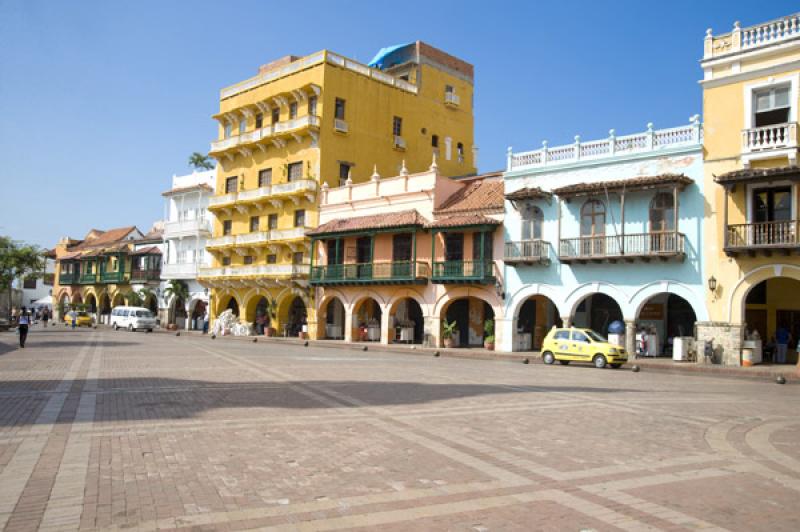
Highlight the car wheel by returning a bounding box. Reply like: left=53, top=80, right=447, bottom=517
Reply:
left=542, top=351, right=555, bottom=365
left=593, top=354, right=607, bottom=369
left=128, top=324, right=133, bottom=332
left=113, top=323, right=118, bottom=331
left=148, top=328, right=153, bottom=333
left=610, top=363, right=622, bottom=369
left=559, top=360, right=570, bottom=365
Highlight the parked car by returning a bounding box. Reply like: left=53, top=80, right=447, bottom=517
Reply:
left=110, top=306, right=156, bottom=332
left=540, top=327, right=627, bottom=368
left=73, top=311, right=93, bottom=327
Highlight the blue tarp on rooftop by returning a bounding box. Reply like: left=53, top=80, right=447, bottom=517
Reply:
left=367, top=43, right=412, bottom=69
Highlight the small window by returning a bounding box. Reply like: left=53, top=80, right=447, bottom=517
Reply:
left=267, top=254, right=277, bottom=264
left=754, top=86, right=790, bottom=127
left=268, top=213, right=278, bottom=230
left=649, top=193, right=675, bottom=232
left=255, top=113, right=263, bottom=129
left=223, top=220, right=232, bottom=236
left=445, top=84, right=454, bottom=94
left=249, top=216, right=260, bottom=232
left=308, top=96, right=317, bottom=116
left=581, top=199, right=606, bottom=237
left=238, top=120, right=246, bottom=134
left=431, top=134, right=439, bottom=148
left=225, top=176, right=237, bottom=194
left=335, top=98, right=346, bottom=120
left=271, top=107, right=280, bottom=124
left=292, top=252, right=304, bottom=264
left=289, top=101, right=298, bottom=119
left=521, top=204, right=543, bottom=240
left=23, top=278, right=37, bottom=289
left=294, top=209, right=306, bottom=228
left=243, top=255, right=254, bottom=265
left=392, top=116, right=402, bottom=137
left=258, top=168, right=272, bottom=187
left=572, top=331, right=589, bottom=343
left=224, top=123, right=232, bottom=138
left=457, top=142, right=464, bottom=162
left=222, top=256, right=231, bottom=266
left=287, top=162, right=303, bottom=182
left=553, top=330, right=570, bottom=341
left=339, top=163, right=351, bottom=186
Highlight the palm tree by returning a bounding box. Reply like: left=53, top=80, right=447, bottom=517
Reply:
left=125, top=291, right=143, bottom=307
left=163, top=280, right=190, bottom=325
left=188, top=152, right=214, bottom=171
left=137, top=287, right=157, bottom=312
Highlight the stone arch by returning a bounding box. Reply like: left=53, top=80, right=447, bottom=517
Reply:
left=565, top=282, right=631, bottom=320
left=278, top=293, right=308, bottom=337
left=111, top=291, right=126, bottom=308
left=98, top=292, right=112, bottom=324
left=188, top=297, right=207, bottom=330
left=72, top=293, right=83, bottom=305
left=386, top=288, right=429, bottom=317
left=351, top=296, right=383, bottom=342
left=215, top=293, right=240, bottom=317
left=506, top=283, right=568, bottom=321
left=388, top=296, right=425, bottom=344
left=318, top=289, right=351, bottom=315
left=85, top=292, right=98, bottom=314
left=729, top=264, right=800, bottom=324
left=244, top=289, right=275, bottom=323
left=439, top=293, right=497, bottom=348
left=432, top=286, right=504, bottom=320
left=630, top=281, right=708, bottom=322
left=320, top=296, right=346, bottom=339
left=349, top=290, right=389, bottom=315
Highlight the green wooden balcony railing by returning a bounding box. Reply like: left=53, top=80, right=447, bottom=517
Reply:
left=310, top=261, right=429, bottom=285
left=431, top=260, right=496, bottom=284
left=58, top=272, right=79, bottom=285
left=79, top=272, right=97, bottom=284
left=100, top=270, right=125, bottom=283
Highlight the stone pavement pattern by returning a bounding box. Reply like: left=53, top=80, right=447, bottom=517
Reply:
left=0, top=328, right=799, bottom=531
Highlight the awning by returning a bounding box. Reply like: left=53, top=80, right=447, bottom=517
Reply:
left=367, top=43, right=412, bottom=69
left=714, top=165, right=800, bottom=185
left=552, top=174, right=693, bottom=197
left=505, top=187, right=552, bottom=201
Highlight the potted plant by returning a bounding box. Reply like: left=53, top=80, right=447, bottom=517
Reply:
left=442, top=319, right=458, bottom=348
left=484, top=319, right=495, bottom=351
left=263, top=298, right=278, bottom=336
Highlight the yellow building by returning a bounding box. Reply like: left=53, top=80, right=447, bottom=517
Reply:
left=700, top=13, right=800, bottom=365
left=202, top=42, right=476, bottom=338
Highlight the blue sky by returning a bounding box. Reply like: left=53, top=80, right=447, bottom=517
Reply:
left=1, top=0, right=797, bottom=247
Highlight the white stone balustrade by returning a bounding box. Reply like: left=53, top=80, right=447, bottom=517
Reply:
left=742, top=122, right=798, bottom=152
left=163, top=219, right=211, bottom=238
left=507, top=118, right=702, bottom=171
left=161, top=263, right=201, bottom=279
left=208, top=192, right=238, bottom=207
left=237, top=186, right=272, bottom=202
left=272, top=179, right=317, bottom=196
left=705, top=14, right=800, bottom=59
left=210, top=116, right=320, bottom=153
left=199, top=264, right=309, bottom=278
left=206, top=235, right=236, bottom=248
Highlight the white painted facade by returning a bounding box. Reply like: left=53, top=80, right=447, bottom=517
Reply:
left=160, top=169, right=215, bottom=329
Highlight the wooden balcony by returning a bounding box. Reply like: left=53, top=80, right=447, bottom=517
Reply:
left=559, top=232, right=686, bottom=264
left=130, top=269, right=161, bottom=282
left=100, top=270, right=125, bottom=283
left=504, top=240, right=550, bottom=266
left=431, top=260, right=496, bottom=284
left=78, top=273, right=97, bottom=284
left=58, top=272, right=79, bottom=285
left=310, top=261, right=429, bottom=286
left=725, top=220, right=800, bottom=256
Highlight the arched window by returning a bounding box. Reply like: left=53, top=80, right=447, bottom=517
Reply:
left=649, top=193, right=675, bottom=232
left=580, top=200, right=605, bottom=237
left=521, top=204, right=543, bottom=240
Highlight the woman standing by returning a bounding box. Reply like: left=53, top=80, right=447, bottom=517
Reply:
left=17, top=307, right=30, bottom=348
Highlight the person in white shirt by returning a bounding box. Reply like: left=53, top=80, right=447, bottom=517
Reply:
left=17, top=306, right=30, bottom=348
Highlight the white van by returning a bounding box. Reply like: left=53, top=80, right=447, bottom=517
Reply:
left=110, top=306, right=157, bottom=332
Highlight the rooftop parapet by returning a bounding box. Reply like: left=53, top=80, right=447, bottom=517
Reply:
left=703, top=14, right=800, bottom=60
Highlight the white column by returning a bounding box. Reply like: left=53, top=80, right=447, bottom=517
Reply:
left=344, top=308, right=353, bottom=343
left=380, top=306, right=391, bottom=345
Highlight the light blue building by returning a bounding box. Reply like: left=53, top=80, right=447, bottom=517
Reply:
left=500, top=117, right=708, bottom=357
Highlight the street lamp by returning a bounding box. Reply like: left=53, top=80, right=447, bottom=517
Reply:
left=707, top=275, right=717, bottom=292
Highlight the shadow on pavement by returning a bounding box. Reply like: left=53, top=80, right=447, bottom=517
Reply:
left=0, top=377, right=643, bottom=426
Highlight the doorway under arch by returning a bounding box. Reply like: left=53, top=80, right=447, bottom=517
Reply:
left=189, top=299, right=206, bottom=331
left=283, top=296, right=307, bottom=337
left=352, top=298, right=382, bottom=342
left=324, top=297, right=345, bottom=339
left=744, top=277, right=800, bottom=364
left=390, top=298, right=424, bottom=344
left=98, top=293, right=111, bottom=324
left=635, top=293, right=697, bottom=357
left=443, top=297, right=494, bottom=348
left=516, top=295, right=562, bottom=351
left=572, top=293, right=623, bottom=336
left=85, top=293, right=97, bottom=315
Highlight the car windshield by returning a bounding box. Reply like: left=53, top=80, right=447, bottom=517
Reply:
left=135, top=310, right=153, bottom=318
left=586, top=330, right=607, bottom=343
left=77, top=312, right=89, bottom=317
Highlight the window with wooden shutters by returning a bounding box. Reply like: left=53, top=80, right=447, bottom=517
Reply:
left=223, top=220, right=232, bottom=236
left=258, top=168, right=272, bottom=187
left=225, top=176, right=237, bottom=194
left=287, top=162, right=303, bottom=182
left=294, top=209, right=305, bottom=228
left=268, top=214, right=278, bottom=230
left=249, top=216, right=260, bottom=232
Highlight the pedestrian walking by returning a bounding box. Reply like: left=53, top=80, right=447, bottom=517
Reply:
left=202, top=308, right=209, bottom=334
left=775, top=326, right=790, bottom=364
left=41, top=308, right=49, bottom=327
left=17, top=307, right=30, bottom=348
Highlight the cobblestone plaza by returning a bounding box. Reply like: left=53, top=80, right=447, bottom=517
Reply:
left=1, top=328, right=799, bottom=531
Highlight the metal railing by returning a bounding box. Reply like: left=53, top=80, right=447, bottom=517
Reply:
left=504, top=240, right=549, bottom=263
left=310, top=261, right=429, bottom=283
left=726, top=220, right=800, bottom=248
left=559, top=232, right=685, bottom=260
left=164, top=218, right=211, bottom=237
left=100, top=270, right=125, bottom=283
left=58, top=273, right=79, bottom=285
left=161, top=263, right=200, bottom=278
left=431, top=260, right=496, bottom=281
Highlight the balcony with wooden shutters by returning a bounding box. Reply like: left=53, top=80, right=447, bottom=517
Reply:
left=716, top=166, right=800, bottom=257
left=553, top=175, right=692, bottom=264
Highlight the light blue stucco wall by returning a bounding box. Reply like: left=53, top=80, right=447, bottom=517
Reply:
left=500, top=145, right=708, bottom=352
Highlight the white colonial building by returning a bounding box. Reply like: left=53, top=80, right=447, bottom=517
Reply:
left=161, top=169, right=215, bottom=329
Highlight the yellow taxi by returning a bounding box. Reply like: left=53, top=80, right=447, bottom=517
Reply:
left=541, top=327, right=627, bottom=369
left=66, top=311, right=93, bottom=327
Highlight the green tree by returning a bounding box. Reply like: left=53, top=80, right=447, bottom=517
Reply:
left=163, top=280, right=190, bottom=324
left=188, top=152, right=214, bottom=171
left=125, top=291, right=143, bottom=307
left=0, top=236, right=44, bottom=318
left=137, top=287, right=157, bottom=310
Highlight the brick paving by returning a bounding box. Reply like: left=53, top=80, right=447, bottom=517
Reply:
left=1, top=327, right=799, bottom=531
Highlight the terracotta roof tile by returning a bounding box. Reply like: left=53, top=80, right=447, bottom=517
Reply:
left=436, top=175, right=504, bottom=214
left=505, top=187, right=551, bottom=201
left=308, top=210, right=428, bottom=236
left=426, top=213, right=501, bottom=229
left=552, top=174, right=693, bottom=197
left=131, top=246, right=162, bottom=255
left=715, top=165, right=800, bottom=184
